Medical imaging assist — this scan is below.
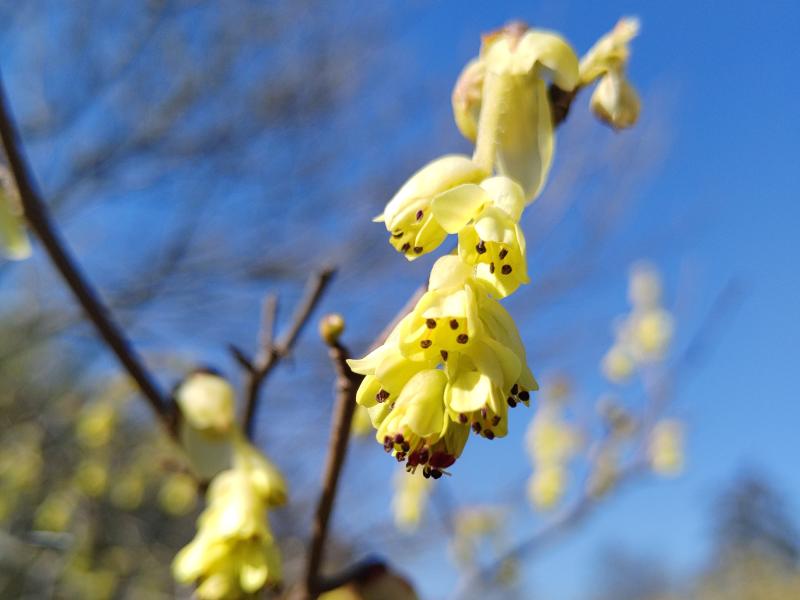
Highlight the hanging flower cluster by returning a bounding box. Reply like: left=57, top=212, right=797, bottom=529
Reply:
left=172, top=371, right=287, bottom=599
left=351, top=20, right=642, bottom=479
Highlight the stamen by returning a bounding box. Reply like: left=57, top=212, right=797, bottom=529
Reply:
left=476, top=240, right=486, bottom=254
left=458, top=413, right=468, bottom=424
left=492, top=415, right=501, bottom=426
left=457, top=334, right=469, bottom=344
left=440, top=350, right=449, bottom=361
left=471, top=422, right=482, bottom=433
left=507, top=397, right=517, bottom=408
left=510, top=384, right=518, bottom=395
left=392, top=231, right=403, bottom=238
left=420, top=339, right=432, bottom=349
left=401, top=242, right=411, bottom=252
left=425, top=318, right=437, bottom=329
left=518, top=390, right=530, bottom=401
left=395, top=452, right=406, bottom=462
left=394, top=433, right=405, bottom=444
left=376, top=389, right=390, bottom=402
left=415, top=209, right=424, bottom=221
left=499, top=248, right=508, bottom=259
left=484, top=430, right=495, bottom=440
left=431, top=469, right=443, bottom=479
left=501, top=264, right=512, bottom=275
left=413, top=246, right=423, bottom=254
left=489, top=262, right=495, bottom=274
left=449, top=319, right=459, bottom=330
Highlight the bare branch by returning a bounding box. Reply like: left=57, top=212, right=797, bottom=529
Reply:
left=302, top=338, right=363, bottom=599
left=240, top=268, right=336, bottom=438
left=0, top=74, right=175, bottom=437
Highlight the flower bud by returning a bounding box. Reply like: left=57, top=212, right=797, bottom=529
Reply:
left=590, top=70, right=641, bottom=130
left=175, top=370, right=236, bottom=438
left=0, top=167, right=31, bottom=260
left=319, top=313, right=345, bottom=345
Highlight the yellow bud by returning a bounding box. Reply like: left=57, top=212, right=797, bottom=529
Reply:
left=528, top=465, right=565, bottom=509
left=75, top=458, right=109, bottom=497
left=175, top=371, right=236, bottom=438
left=0, top=166, right=31, bottom=260
left=590, top=70, right=641, bottom=129
left=75, top=401, right=116, bottom=448
left=649, top=420, right=684, bottom=476
left=320, top=313, right=346, bottom=345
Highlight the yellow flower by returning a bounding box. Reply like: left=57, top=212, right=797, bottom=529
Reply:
left=526, top=404, right=578, bottom=466
left=452, top=23, right=579, bottom=199
left=432, top=176, right=529, bottom=298
left=232, top=435, right=288, bottom=508
left=629, top=308, right=673, bottom=361
left=159, top=472, right=198, bottom=516
left=601, top=343, right=635, bottom=383
left=75, top=457, right=109, bottom=497
left=374, top=369, right=468, bottom=477
left=75, top=401, right=117, bottom=448
left=579, top=18, right=641, bottom=129
left=0, top=167, right=31, bottom=260
left=175, top=370, right=236, bottom=438
left=376, top=155, right=487, bottom=260
left=649, top=420, right=684, bottom=476
left=392, top=468, right=432, bottom=532
left=528, top=465, right=565, bottom=509
left=173, top=469, right=281, bottom=599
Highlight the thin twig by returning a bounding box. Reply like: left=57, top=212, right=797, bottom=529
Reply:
left=240, top=268, right=336, bottom=438
left=0, top=75, right=175, bottom=436
left=303, top=339, right=363, bottom=598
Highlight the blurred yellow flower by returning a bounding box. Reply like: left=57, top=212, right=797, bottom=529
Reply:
left=232, top=435, right=288, bottom=508
left=173, top=469, right=281, bottom=599
left=376, top=155, right=487, bottom=260
left=528, top=464, right=566, bottom=509
left=158, top=472, right=198, bottom=516
left=601, top=344, right=635, bottom=383
left=75, top=401, right=117, bottom=448
left=453, top=23, right=579, bottom=199
left=392, top=468, right=432, bottom=532
left=75, top=457, right=109, bottom=498
left=34, top=489, right=77, bottom=531
left=649, top=420, right=684, bottom=476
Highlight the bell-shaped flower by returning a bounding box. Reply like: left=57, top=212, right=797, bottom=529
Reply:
left=232, top=435, right=288, bottom=508
left=452, top=23, right=579, bottom=200
left=376, top=154, right=487, bottom=260
left=173, top=469, right=281, bottom=599
left=432, top=176, right=529, bottom=297
left=0, top=168, right=31, bottom=260
left=579, top=18, right=641, bottom=129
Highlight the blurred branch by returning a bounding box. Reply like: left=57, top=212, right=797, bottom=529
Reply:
left=238, top=268, right=336, bottom=439
left=303, top=336, right=363, bottom=599
left=0, top=74, right=175, bottom=437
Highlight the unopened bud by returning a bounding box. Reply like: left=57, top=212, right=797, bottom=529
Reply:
left=319, top=313, right=345, bottom=345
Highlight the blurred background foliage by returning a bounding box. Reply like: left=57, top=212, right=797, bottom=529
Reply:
left=0, top=0, right=781, bottom=599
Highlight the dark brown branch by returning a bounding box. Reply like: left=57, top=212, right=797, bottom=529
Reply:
left=240, top=268, right=335, bottom=438
left=0, top=75, right=175, bottom=436
left=303, top=338, right=363, bottom=599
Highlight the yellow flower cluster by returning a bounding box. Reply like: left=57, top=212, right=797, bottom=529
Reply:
left=602, top=261, right=674, bottom=383
left=353, top=20, right=641, bottom=481
left=525, top=397, right=579, bottom=509
left=172, top=371, right=287, bottom=598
